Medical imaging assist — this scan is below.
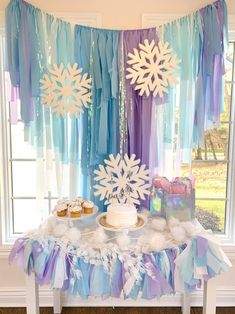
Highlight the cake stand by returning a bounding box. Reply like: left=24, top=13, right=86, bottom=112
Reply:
left=54, top=205, right=99, bottom=227
left=96, top=212, right=147, bottom=232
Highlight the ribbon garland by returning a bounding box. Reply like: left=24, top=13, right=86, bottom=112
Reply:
left=5, top=0, right=228, bottom=206
left=9, top=234, right=231, bottom=299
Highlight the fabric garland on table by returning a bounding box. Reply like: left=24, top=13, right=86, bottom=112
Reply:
left=174, top=235, right=232, bottom=294
left=9, top=235, right=231, bottom=299
left=5, top=0, right=228, bottom=207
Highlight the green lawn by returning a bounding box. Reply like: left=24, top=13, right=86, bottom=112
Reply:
left=182, top=162, right=227, bottom=231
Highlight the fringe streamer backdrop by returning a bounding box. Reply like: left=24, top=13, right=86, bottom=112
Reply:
left=5, top=0, right=228, bottom=211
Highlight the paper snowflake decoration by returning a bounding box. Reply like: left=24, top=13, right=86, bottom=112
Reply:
left=40, top=63, right=92, bottom=118
left=94, top=154, right=151, bottom=205
left=126, top=39, right=180, bottom=98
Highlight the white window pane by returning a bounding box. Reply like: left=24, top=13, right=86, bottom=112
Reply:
left=11, top=122, right=35, bottom=159
left=12, top=161, right=36, bottom=196
left=51, top=198, right=58, bottom=212
left=13, top=199, right=48, bottom=233
left=50, top=163, right=69, bottom=197
left=51, top=169, right=59, bottom=197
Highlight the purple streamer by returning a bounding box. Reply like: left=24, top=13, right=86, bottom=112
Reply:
left=16, top=247, right=25, bottom=268
left=111, top=259, right=125, bottom=298
left=196, top=236, right=208, bottom=259
left=123, top=28, right=158, bottom=167
left=36, top=245, right=60, bottom=285
left=8, top=237, right=29, bottom=263
left=143, top=254, right=173, bottom=299
left=62, top=254, right=72, bottom=291
left=212, top=54, right=224, bottom=125
left=5, top=73, right=19, bottom=125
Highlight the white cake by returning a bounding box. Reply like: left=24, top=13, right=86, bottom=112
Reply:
left=106, top=203, right=138, bottom=227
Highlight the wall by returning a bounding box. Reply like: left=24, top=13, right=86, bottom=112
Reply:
left=0, top=0, right=235, bottom=29
left=0, top=0, right=235, bottom=307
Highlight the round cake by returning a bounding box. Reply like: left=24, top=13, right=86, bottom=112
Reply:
left=106, top=203, right=138, bottom=228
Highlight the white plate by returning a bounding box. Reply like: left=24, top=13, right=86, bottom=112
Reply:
left=96, top=212, right=147, bottom=232
left=54, top=205, right=99, bottom=221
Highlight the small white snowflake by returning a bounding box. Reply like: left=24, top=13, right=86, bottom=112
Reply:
left=94, top=154, right=151, bottom=205
left=126, top=39, right=180, bottom=98
left=40, top=63, right=92, bottom=118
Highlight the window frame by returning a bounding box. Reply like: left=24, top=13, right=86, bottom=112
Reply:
left=0, top=26, right=13, bottom=244
left=187, top=45, right=234, bottom=237
left=225, top=40, right=235, bottom=244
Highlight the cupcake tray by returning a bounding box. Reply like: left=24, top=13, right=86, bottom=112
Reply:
left=54, top=205, right=99, bottom=221
left=96, top=213, right=147, bottom=232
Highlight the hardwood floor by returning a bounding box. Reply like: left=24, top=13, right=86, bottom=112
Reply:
left=0, top=308, right=235, bottom=314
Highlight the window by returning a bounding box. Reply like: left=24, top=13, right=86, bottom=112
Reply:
left=0, top=32, right=52, bottom=241
left=1, top=14, right=235, bottom=244
left=182, top=42, right=235, bottom=235
left=141, top=14, right=235, bottom=244
left=0, top=13, right=102, bottom=243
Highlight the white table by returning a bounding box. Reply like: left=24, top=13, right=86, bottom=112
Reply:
left=25, top=273, right=216, bottom=314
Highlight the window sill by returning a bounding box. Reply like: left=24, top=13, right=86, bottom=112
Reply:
left=222, top=244, right=235, bottom=259
left=0, top=245, right=12, bottom=258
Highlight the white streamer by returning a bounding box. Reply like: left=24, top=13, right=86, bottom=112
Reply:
left=36, top=157, right=46, bottom=221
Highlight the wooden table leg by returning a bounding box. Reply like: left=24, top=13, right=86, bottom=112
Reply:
left=181, top=293, right=191, bottom=314
left=53, top=289, right=62, bottom=314
left=203, top=278, right=216, bottom=314
left=25, top=273, right=39, bottom=314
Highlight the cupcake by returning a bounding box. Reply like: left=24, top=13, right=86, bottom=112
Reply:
left=56, top=203, right=68, bottom=217
left=76, top=197, right=85, bottom=206
left=83, top=201, right=94, bottom=214
left=57, top=198, right=69, bottom=206
left=68, top=201, right=79, bottom=209
left=69, top=205, right=82, bottom=218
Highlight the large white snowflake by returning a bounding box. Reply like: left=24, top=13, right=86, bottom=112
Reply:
left=126, top=39, right=180, bottom=98
left=94, top=154, right=151, bottom=205
left=40, top=63, right=92, bottom=118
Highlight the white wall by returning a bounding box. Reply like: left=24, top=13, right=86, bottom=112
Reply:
left=0, top=0, right=235, bottom=29
left=0, top=0, right=235, bottom=307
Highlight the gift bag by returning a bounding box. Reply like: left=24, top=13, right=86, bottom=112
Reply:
left=150, top=188, right=166, bottom=217
left=150, top=176, right=195, bottom=220
left=165, top=189, right=195, bottom=222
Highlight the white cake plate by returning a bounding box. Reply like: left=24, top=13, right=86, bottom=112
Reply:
left=54, top=205, right=99, bottom=222
left=96, top=212, right=147, bottom=232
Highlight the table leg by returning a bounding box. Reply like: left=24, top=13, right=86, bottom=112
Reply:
left=25, top=273, right=39, bottom=314
left=181, top=293, right=191, bottom=314
left=203, top=278, right=216, bottom=314
left=53, top=289, right=62, bottom=314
